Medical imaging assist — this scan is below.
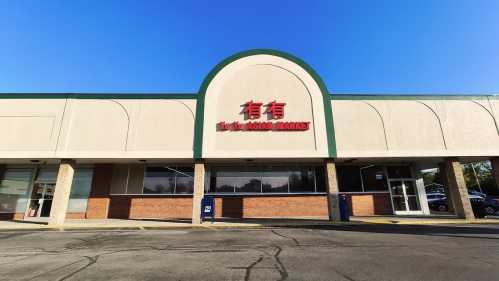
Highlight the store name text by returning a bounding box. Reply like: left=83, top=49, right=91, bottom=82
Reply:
left=217, top=100, right=310, bottom=131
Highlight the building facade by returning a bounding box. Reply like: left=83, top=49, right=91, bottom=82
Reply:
left=0, top=49, right=498, bottom=224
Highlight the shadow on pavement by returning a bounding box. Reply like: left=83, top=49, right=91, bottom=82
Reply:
left=280, top=223, right=499, bottom=240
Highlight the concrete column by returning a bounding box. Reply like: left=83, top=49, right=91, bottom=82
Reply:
left=48, top=159, right=75, bottom=225
left=325, top=159, right=341, bottom=222
left=443, top=158, right=475, bottom=220
left=191, top=160, right=205, bottom=225
left=438, top=162, right=454, bottom=213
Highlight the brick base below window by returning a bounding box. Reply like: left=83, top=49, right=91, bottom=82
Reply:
left=107, top=196, right=193, bottom=219
left=343, top=193, right=393, bottom=216
left=66, top=213, right=86, bottom=219
left=92, top=195, right=329, bottom=219
left=213, top=195, right=328, bottom=218
left=0, top=194, right=394, bottom=221
left=0, top=213, right=25, bottom=220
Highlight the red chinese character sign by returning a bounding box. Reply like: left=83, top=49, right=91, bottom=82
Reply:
left=218, top=100, right=309, bottom=131
left=243, top=100, right=263, bottom=119
left=266, top=100, right=286, bottom=119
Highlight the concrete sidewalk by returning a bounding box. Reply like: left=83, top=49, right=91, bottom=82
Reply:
left=350, top=215, right=499, bottom=225
left=0, top=217, right=335, bottom=231
left=1, top=216, right=498, bottom=231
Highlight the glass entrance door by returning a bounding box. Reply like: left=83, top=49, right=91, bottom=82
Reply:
left=27, top=183, right=56, bottom=218
left=389, top=179, right=422, bottom=214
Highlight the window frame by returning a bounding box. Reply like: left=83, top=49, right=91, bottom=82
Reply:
left=206, top=165, right=326, bottom=195
left=141, top=165, right=195, bottom=195
left=336, top=164, right=414, bottom=194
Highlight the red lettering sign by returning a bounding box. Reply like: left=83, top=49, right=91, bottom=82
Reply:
left=218, top=99, right=309, bottom=132
left=218, top=121, right=309, bottom=131
left=243, top=100, right=263, bottom=119
left=266, top=100, right=286, bottom=119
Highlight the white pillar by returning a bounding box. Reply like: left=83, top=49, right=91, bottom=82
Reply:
left=413, top=165, right=430, bottom=215
left=48, top=159, right=75, bottom=225
left=191, top=160, right=205, bottom=225
left=325, top=159, right=341, bottom=222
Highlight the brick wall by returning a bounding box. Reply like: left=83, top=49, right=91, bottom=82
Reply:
left=0, top=213, right=25, bottom=220
left=343, top=193, right=393, bottom=216
left=102, top=195, right=328, bottom=219
left=107, top=195, right=193, bottom=219
left=213, top=195, right=328, bottom=218
left=66, top=213, right=86, bottom=219
left=85, top=164, right=114, bottom=219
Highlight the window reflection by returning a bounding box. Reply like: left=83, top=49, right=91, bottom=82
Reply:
left=262, top=170, right=288, bottom=193
left=208, top=166, right=325, bottom=194
left=143, top=166, right=193, bottom=194
left=361, top=165, right=388, bottom=191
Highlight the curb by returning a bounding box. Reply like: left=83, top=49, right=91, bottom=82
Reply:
left=0, top=219, right=497, bottom=232
left=0, top=222, right=359, bottom=232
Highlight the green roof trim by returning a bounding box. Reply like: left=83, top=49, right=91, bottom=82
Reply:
left=0, top=93, right=198, bottom=99
left=330, top=94, right=498, bottom=100
left=193, top=49, right=337, bottom=159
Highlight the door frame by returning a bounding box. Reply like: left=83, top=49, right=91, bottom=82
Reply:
left=23, top=166, right=39, bottom=219
left=24, top=166, right=58, bottom=219
left=388, top=178, right=424, bottom=215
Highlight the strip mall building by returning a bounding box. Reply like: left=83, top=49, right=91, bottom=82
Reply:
left=1, top=49, right=498, bottom=225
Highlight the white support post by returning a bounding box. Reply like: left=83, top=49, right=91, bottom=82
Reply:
left=325, top=159, right=341, bottom=222
left=191, top=160, right=205, bottom=225
left=48, top=159, right=75, bottom=225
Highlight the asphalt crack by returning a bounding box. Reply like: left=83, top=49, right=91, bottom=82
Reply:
left=270, top=229, right=300, bottom=246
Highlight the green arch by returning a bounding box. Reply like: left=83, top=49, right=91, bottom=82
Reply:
left=193, top=49, right=336, bottom=159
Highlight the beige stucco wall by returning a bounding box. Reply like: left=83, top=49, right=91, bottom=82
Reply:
left=332, top=98, right=499, bottom=157
left=0, top=99, right=66, bottom=158
left=202, top=54, right=329, bottom=158
left=0, top=52, right=497, bottom=161
left=0, top=98, right=196, bottom=159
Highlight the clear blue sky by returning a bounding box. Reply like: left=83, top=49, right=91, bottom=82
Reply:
left=1, top=0, right=498, bottom=94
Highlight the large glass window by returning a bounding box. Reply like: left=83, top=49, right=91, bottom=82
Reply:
left=262, top=169, right=288, bottom=193
left=143, top=166, right=194, bottom=194
left=289, top=168, right=315, bottom=193
left=174, top=167, right=194, bottom=194
left=143, top=167, right=175, bottom=194
left=387, top=165, right=412, bottom=178
left=0, top=168, right=33, bottom=213
left=361, top=165, right=388, bottom=191
left=68, top=169, right=94, bottom=212
left=337, top=164, right=392, bottom=192
left=337, top=166, right=362, bottom=192
left=207, top=165, right=325, bottom=194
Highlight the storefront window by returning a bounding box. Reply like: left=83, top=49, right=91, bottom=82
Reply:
left=143, top=167, right=175, bottom=194
left=175, top=167, right=194, bottom=194
left=262, top=170, right=288, bottom=193
left=289, top=168, right=315, bottom=193
left=337, top=165, right=392, bottom=192
left=0, top=168, right=33, bottom=213
left=208, top=165, right=325, bottom=194
left=143, top=166, right=194, bottom=194
left=68, top=169, right=94, bottom=212
left=337, top=166, right=362, bottom=192
left=0, top=166, right=93, bottom=216
left=361, top=165, right=388, bottom=191
left=387, top=166, right=412, bottom=178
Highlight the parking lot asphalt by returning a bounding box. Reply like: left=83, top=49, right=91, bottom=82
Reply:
left=1, top=224, right=498, bottom=281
